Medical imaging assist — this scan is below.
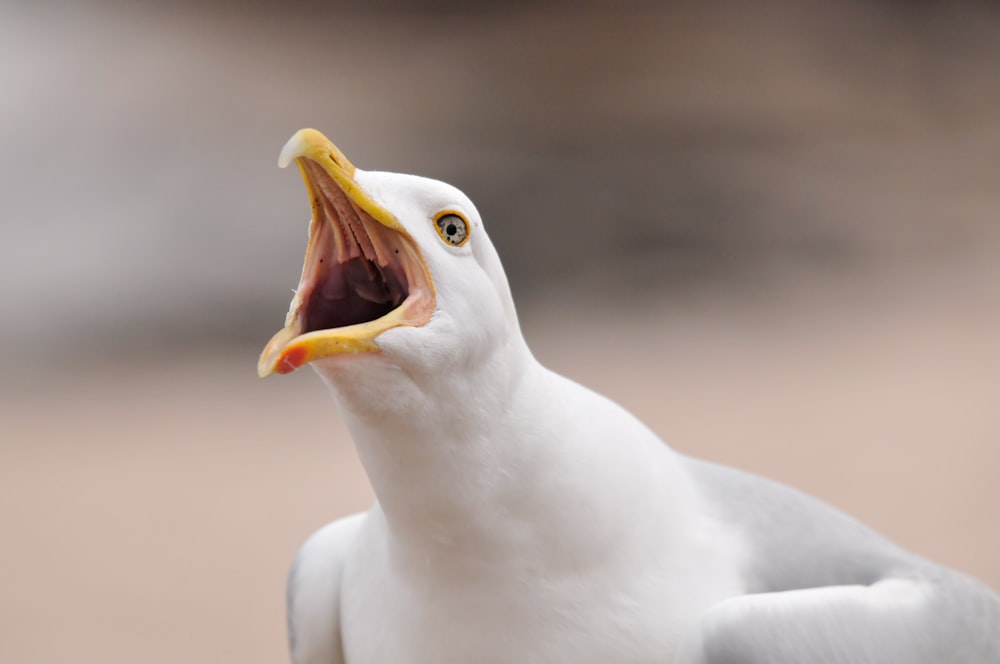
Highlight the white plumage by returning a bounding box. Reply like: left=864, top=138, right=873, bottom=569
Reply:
left=261, top=129, right=1000, bottom=664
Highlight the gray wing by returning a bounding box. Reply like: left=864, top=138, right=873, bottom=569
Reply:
left=681, top=458, right=1000, bottom=663
left=287, top=512, right=366, bottom=664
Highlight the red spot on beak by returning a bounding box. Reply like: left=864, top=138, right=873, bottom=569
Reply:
left=277, top=346, right=308, bottom=374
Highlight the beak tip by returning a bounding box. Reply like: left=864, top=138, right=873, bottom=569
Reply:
left=277, top=134, right=302, bottom=169
left=278, top=128, right=330, bottom=169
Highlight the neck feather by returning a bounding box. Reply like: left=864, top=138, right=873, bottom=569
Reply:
left=313, top=335, right=686, bottom=569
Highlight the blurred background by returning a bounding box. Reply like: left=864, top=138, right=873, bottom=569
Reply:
left=2, top=0, right=998, bottom=661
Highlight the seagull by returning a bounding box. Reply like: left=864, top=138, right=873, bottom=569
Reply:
left=259, top=128, right=1000, bottom=664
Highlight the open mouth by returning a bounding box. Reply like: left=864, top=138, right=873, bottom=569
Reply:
left=258, top=129, right=435, bottom=377
left=298, top=159, right=415, bottom=332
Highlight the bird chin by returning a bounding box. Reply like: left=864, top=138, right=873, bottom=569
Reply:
left=258, top=130, right=435, bottom=377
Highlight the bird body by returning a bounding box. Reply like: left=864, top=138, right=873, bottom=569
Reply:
left=261, top=129, right=1000, bottom=664
left=297, top=365, right=745, bottom=664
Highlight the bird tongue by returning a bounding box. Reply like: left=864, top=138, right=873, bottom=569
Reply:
left=347, top=254, right=400, bottom=305
left=302, top=235, right=409, bottom=334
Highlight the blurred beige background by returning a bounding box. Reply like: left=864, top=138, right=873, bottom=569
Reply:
left=1, top=1, right=998, bottom=663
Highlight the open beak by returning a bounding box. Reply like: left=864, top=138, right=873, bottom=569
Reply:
left=258, top=129, right=435, bottom=377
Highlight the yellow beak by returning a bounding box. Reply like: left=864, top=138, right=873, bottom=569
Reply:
left=257, top=129, right=435, bottom=377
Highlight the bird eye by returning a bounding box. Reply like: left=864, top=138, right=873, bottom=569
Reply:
left=434, top=213, right=470, bottom=247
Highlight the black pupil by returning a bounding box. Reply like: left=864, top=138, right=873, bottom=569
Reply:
left=446, top=223, right=458, bottom=236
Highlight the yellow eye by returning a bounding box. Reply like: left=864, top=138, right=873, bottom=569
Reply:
left=434, top=213, right=470, bottom=247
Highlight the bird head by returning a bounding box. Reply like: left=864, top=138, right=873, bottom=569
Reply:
left=258, top=129, right=521, bottom=384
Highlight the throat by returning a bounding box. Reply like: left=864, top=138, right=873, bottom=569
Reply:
left=319, top=346, right=554, bottom=555
left=317, top=352, right=673, bottom=577
left=303, top=256, right=407, bottom=332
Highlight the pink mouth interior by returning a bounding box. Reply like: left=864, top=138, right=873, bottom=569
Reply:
left=299, top=161, right=412, bottom=333
left=303, top=255, right=408, bottom=332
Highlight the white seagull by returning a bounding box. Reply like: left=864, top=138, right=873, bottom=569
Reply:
left=259, top=128, right=1000, bottom=664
